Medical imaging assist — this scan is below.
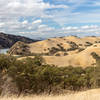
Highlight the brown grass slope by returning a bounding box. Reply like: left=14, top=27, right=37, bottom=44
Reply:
left=44, top=44, right=100, bottom=67
left=9, top=36, right=100, bottom=67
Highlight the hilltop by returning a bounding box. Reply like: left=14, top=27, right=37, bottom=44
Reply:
left=0, top=32, right=38, bottom=49
left=8, top=36, right=100, bottom=67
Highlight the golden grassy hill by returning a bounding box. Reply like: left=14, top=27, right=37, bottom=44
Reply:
left=28, top=36, right=100, bottom=55
left=44, top=44, right=100, bottom=67
left=9, top=36, right=100, bottom=67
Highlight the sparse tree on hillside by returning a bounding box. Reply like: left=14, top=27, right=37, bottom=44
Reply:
left=33, top=55, right=45, bottom=66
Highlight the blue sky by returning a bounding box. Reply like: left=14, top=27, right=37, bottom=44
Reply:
left=0, top=0, right=100, bottom=39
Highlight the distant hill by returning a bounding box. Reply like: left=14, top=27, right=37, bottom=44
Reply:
left=0, top=32, right=38, bottom=48
left=9, top=36, right=100, bottom=67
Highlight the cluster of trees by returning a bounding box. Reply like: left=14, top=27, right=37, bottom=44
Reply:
left=0, top=54, right=100, bottom=94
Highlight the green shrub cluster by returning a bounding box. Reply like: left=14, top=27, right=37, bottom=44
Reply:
left=49, top=47, right=63, bottom=55
left=85, top=42, right=93, bottom=47
left=67, top=41, right=79, bottom=51
left=0, top=54, right=100, bottom=94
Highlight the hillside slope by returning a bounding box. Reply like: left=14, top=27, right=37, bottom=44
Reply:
left=28, top=36, right=100, bottom=54
left=9, top=36, right=100, bottom=67
left=0, top=32, right=38, bottom=48
left=44, top=44, right=100, bottom=67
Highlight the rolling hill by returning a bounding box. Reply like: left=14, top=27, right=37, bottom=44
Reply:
left=8, top=36, right=100, bottom=67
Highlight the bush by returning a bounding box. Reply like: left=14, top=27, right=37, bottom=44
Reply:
left=49, top=47, right=60, bottom=55
left=0, top=54, right=16, bottom=71
left=67, top=41, right=79, bottom=51
left=85, top=42, right=93, bottom=46
left=78, top=48, right=85, bottom=52
left=1, top=54, right=100, bottom=95
left=55, top=53, right=60, bottom=56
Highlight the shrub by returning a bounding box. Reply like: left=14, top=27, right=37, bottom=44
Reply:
left=49, top=47, right=60, bottom=55
left=67, top=41, right=79, bottom=51
left=57, top=44, right=66, bottom=52
left=85, top=42, right=93, bottom=47
left=64, top=53, right=68, bottom=56
left=91, top=52, right=100, bottom=66
left=33, top=55, right=45, bottom=66
left=78, top=48, right=85, bottom=52
left=0, top=54, right=16, bottom=71
left=1, top=54, right=100, bottom=95
left=55, top=53, right=60, bottom=56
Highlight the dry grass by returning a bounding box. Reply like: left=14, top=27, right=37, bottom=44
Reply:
left=11, top=36, right=100, bottom=67
left=17, top=44, right=100, bottom=67
left=1, top=89, right=100, bottom=100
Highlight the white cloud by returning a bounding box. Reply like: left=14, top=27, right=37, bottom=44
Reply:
left=62, top=25, right=100, bottom=35
left=63, top=26, right=78, bottom=30
left=0, top=0, right=70, bottom=36
left=51, top=4, right=68, bottom=9
left=38, top=24, right=47, bottom=28
left=0, top=23, right=5, bottom=27
left=15, top=25, right=100, bottom=39
left=0, top=0, right=68, bottom=19
left=32, top=19, right=42, bottom=24
left=28, top=26, right=32, bottom=30
left=7, top=1, right=23, bottom=8
left=0, top=0, right=100, bottom=38
left=38, top=25, right=55, bottom=32
left=22, top=20, right=28, bottom=24
left=81, top=25, right=99, bottom=29
left=0, top=0, right=69, bottom=29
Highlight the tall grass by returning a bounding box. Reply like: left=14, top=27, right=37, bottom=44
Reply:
left=1, top=89, right=100, bottom=100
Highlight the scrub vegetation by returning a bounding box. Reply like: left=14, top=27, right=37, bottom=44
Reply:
left=0, top=53, right=100, bottom=96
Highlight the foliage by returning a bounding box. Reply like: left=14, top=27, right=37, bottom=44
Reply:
left=85, top=42, right=93, bottom=47
left=1, top=54, right=100, bottom=94
left=67, top=41, right=79, bottom=51
left=91, top=52, right=100, bottom=66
